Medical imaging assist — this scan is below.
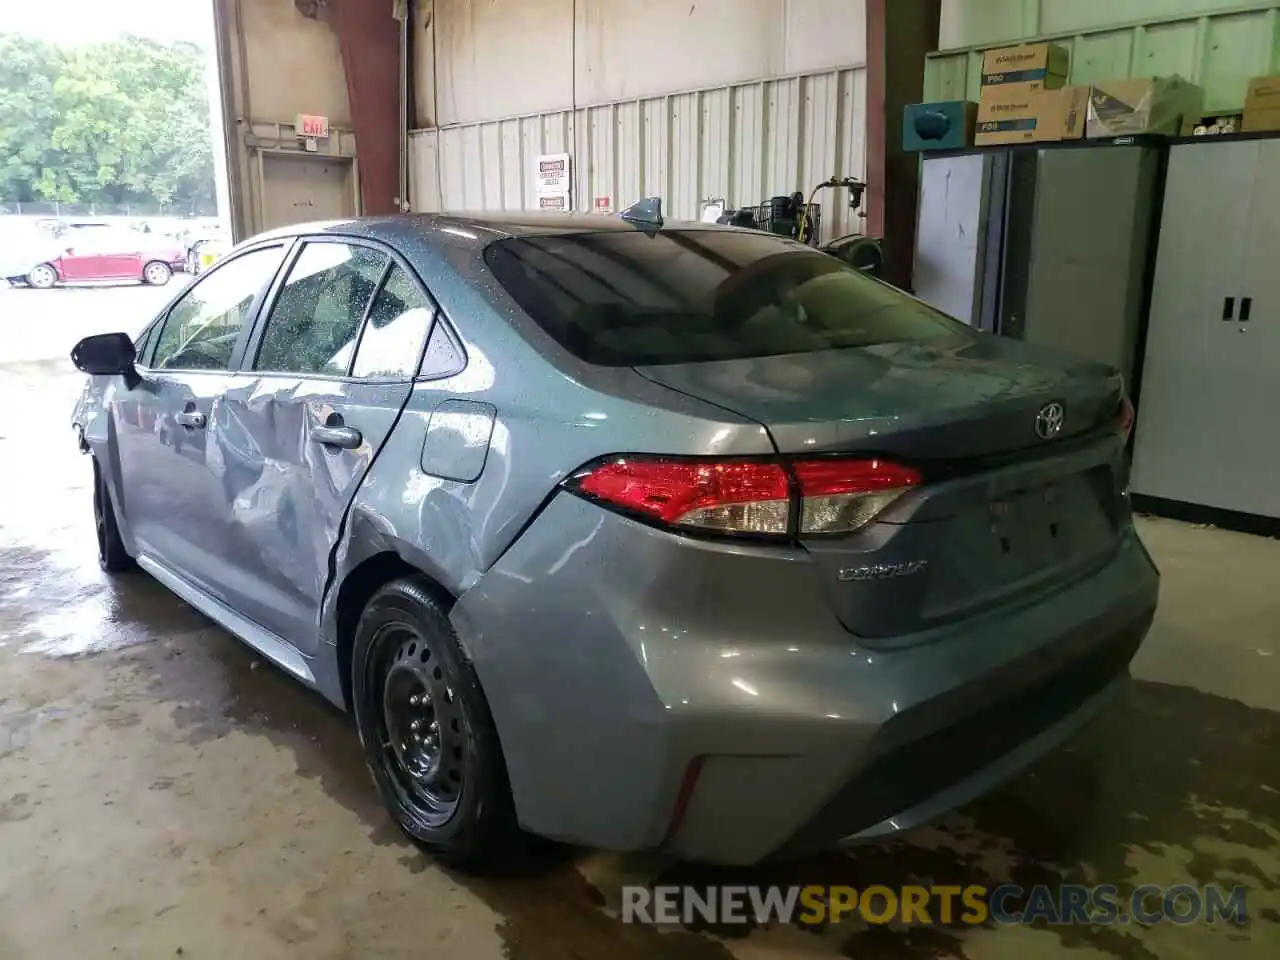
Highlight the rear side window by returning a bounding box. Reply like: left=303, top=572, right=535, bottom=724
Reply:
left=484, top=229, right=965, bottom=366
left=350, top=265, right=434, bottom=379
left=254, top=241, right=388, bottom=375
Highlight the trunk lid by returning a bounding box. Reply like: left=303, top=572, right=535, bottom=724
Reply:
left=636, top=335, right=1131, bottom=641
left=634, top=334, right=1122, bottom=460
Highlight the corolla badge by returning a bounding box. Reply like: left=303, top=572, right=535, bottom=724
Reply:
left=1035, top=401, right=1065, bottom=440
left=838, top=560, right=928, bottom=582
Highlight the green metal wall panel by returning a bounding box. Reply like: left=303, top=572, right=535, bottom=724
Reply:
left=928, top=2, right=1280, bottom=112
left=939, top=0, right=1032, bottom=48
left=1041, top=0, right=1260, bottom=36
left=1073, top=32, right=1137, bottom=85
left=1140, top=19, right=1201, bottom=79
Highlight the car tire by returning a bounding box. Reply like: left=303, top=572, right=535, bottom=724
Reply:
left=142, top=261, right=172, bottom=286
left=93, top=460, right=135, bottom=573
left=27, top=264, right=57, bottom=289
left=351, top=577, right=518, bottom=871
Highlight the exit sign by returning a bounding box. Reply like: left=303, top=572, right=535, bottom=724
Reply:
left=296, top=114, right=329, bottom=138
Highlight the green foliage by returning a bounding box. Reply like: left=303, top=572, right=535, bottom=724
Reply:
left=0, top=33, right=216, bottom=212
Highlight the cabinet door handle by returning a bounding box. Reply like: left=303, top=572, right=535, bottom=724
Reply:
left=1240, top=297, right=1252, bottom=322
left=1222, top=296, right=1235, bottom=321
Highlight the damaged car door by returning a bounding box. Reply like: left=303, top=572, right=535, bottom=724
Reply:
left=117, top=244, right=287, bottom=596
left=216, top=238, right=434, bottom=653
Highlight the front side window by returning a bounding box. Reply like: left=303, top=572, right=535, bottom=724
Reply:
left=152, top=245, right=285, bottom=371
left=350, top=264, right=435, bottom=379
left=254, top=241, right=388, bottom=375
left=133, top=320, right=160, bottom=366
left=485, top=229, right=969, bottom=366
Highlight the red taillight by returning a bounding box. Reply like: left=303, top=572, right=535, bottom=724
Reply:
left=1116, top=394, right=1135, bottom=442
left=575, top=459, right=791, bottom=534
left=570, top=456, right=921, bottom=537
left=793, top=459, right=923, bottom=534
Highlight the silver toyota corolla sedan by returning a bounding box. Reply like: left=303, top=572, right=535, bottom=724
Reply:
left=70, top=209, right=1159, bottom=870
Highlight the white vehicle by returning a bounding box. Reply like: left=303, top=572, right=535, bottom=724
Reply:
left=0, top=225, right=63, bottom=286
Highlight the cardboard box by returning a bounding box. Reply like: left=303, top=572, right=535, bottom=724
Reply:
left=975, top=85, right=1087, bottom=145
left=981, top=42, right=1069, bottom=92
left=903, top=100, right=978, bottom=152
left=1245, top=75, right=1280, bottom=111
left=1086, top=76, right=1203, bottom=138
left=1243, top=106, right=1280, bottom=133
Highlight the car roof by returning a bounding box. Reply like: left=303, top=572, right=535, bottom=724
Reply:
left=250, top=211, right=740, bottom=252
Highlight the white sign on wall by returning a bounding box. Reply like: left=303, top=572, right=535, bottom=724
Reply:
left=535, top=153, right=572, bottom=209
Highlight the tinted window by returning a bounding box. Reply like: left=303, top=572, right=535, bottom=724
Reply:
left=485, top=229, right=965, bottom=366
left=153, top=246, right=285, bottom=370
left=419, top=323, right=465, bottom=379
left=255, top=242, right=388, bottom=375
left=350, top=265, right=434, bottom=378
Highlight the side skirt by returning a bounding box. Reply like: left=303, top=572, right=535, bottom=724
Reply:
left=137, top=554, right=316, bottom=685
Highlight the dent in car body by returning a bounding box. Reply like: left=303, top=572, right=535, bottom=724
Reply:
left=70, top=215, right=1158, bottom=863
left=210, top=372, right=415, bottom=656
left=315, top=251, right=777, bottom=662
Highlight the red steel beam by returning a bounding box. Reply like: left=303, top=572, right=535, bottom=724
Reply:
left=865, top=0, right=941, bottom=291
left=331, top=0, right=401, bottom=216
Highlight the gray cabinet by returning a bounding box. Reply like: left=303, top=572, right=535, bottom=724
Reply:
left=1130, top=137, right=1280, bottom=519
left=1018, top=144, right=1160, bottom=387
left=914, top=151, right=1005, bottom=329
left=913, top=141, right=1160, bottom=387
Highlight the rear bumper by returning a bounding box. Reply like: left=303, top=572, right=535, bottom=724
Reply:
left=777, top=605, right=1149, bottom=858
left=451, top=493, right=1159, bottom=865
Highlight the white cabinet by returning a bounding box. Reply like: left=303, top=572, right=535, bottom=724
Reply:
left=1131, top=137, right=1280, bottom=519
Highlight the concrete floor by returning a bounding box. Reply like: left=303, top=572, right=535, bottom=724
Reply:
left=0, top=287, right=1277, bottom=959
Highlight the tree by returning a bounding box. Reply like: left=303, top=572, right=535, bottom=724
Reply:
left=0, top=35, right=65, bottom=204
left=0, top=32, right=217, bottom=213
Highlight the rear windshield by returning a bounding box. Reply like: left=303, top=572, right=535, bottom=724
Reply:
left=484, top=228, right=966, bottom=366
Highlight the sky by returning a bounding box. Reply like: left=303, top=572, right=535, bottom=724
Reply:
left=0, top=0, right=213, bottom=46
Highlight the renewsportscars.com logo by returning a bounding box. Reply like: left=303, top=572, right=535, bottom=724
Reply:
left=622, top=884, right=1248, bottom=927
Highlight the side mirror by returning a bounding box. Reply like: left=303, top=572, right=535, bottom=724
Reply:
left=71, top=332, right=141, bottom=388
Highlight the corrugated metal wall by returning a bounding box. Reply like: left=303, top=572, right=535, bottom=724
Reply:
left=927, top=1, right=1280, bottom=113
left=410, top=67, right=867, bottom=243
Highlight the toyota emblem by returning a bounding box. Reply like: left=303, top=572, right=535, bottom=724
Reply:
left=1035, top=401, right=1065, bottom=440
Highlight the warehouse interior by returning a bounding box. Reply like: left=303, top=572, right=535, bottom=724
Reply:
left=1, top=0, right=1278, bottom=957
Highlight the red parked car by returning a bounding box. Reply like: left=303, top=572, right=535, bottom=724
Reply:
left=14, top=225, right=184, bottom=288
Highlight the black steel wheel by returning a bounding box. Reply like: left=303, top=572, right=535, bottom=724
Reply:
left=93, top=460, right=135, bottom=573
left=380, top=628, right=468, bottom=826
left=352, top=577, right=517, bottom=870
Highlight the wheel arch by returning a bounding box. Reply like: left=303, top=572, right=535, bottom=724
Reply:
left=83, top=412, right=138, bottom=557
left=331, top=550, right=459, bottom=714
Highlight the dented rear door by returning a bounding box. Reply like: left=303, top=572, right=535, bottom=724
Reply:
left=213, top=240, right=435, bottom=653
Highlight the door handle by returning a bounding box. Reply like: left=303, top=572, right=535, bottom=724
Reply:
left=310, top=423, right=362, bottom=449
left=1239, top=297, right=1252, bottom=322
left=1222, top=296, right=1235, bottom=321
left=175, top=411, right=206, bottom=429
